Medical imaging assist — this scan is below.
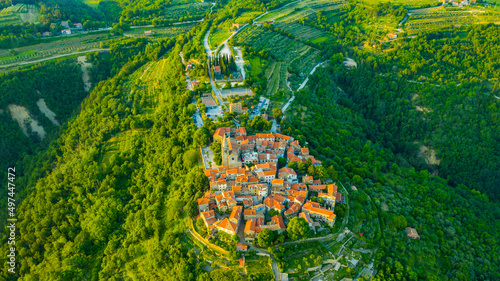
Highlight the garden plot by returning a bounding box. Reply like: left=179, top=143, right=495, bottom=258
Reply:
left=8, top=104, right=46, bottom=139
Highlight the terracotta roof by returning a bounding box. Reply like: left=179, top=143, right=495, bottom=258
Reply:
left=205, top=217, right=217, bottom=226
left=214, top=66, right=221, bottom=71
left=216, top=218, right=238, bottom=234
left=256, top=133, right=275, bottom=139
left=197, top=198, right=210, bottom=205
left=245, top=219, right=256, bottom=232
left=201, top=210, right=215, bottom=219
left=223, top=191, right=235, bottom=198
left=274, top=133, right=291, bottom=141
left=284, top=203, right=301, bottom=216
left=236, top=243, right=248, bottom=251
left=328, top=184, right=338, bottom=195
left=244, top=209, right=256, bottom=216
left=229, top=206, right=243, bottom=223
left=239, top=257, right=245, bottom=267
left=279, top=167, right=297, bottom=175
left=309, top=184, right=327, bottom=190
left=300, top=212, right=313, bottom=224
left=263, top=170, right=276, bottom=176
left=232, top=185, right=242, bottom=192
left=272, top=178, right=284, bottom=185
left=290, top=183, right=307, bottom=191
left=271, top=215, right=286, bottom=230
left=301, top=147, right=309, bottom=154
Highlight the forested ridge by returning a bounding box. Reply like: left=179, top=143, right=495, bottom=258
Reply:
left=0, top=60, right=87, bottom=216
left=0, top=35, right=212, bottom=279
left=280, top=58, right=500, bottom=280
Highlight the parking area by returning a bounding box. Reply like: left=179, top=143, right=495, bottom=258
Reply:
left=206, top=106, right=224, bottom=120
left=250, top=96, right=269, bottom=119
left=201, top=146, right=217, bottom=169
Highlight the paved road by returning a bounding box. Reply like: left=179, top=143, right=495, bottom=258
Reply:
left=270, top=60, right=328, bottom=132
left=246, top=243, right=281, bottom=281
left=0, top=48, right=108, bottom=69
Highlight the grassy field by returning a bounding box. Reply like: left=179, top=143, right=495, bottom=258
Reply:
left=209, top=28, right=232, bottom=49
left=0, top=4, right=40, bottom=26
left=83, top=0, right=102, bottom=8
left=235, top=11, right=260, bottom=24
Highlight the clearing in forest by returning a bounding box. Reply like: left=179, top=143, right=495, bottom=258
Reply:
left=78, top=55, right=92, bottom=92
left=8, top=104, right=46, bottom=139
left=36, top=98, right=60, bottom=126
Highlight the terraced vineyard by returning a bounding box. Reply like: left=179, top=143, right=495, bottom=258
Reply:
left=256, top=0, right=346, bottom=24
left=363, top=0, right=440, bottom=9
left=234, top=25, right=321, bottom=94
left=0, top=4, right=40, bottom=26
left=405, top=8, right=497, bottom=34
left=274, top=22, right=333, bottom=42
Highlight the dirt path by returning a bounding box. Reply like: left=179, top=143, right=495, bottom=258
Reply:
left=8, top=104, right=46, bottom=139
left=0, top=49, right=108, bottom=69
left=36, top=98, right=60, bottom=126
left=77, top=55, right=92, bottom=92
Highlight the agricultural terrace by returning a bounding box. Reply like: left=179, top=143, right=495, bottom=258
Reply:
left=404, top=6, right=498, bottom=34
left=0, top=4, right=40, bottom=27
left=361, top=0, right=440, bottom=9
left=256, top=0, right=346, bottom=24
left=274, top=22, right=333, bottom=43
left=162, top=2, right=212, bottom=21
left=0, top=25, right=192, bottom=67
left=234, top=25, right=321, bottom=98
left=124, top=24, right=196, bottom=38
left=235, top=11, right=261, bottom=24
left=0, top=34, right=111, bottom=67
left=209, top=12, right=260, bottom=49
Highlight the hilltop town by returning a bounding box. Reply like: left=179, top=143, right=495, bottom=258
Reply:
left=197, top=127, right=344, bottom=247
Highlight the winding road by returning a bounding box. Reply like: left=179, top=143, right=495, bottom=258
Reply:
left=0, top=49, right=108, bottom=69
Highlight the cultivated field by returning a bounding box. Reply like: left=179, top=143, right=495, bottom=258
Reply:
left=0, top=25, right=193, bottom=67
left=0, top=34, right=110, bottom=66
left=162, top=2, right=211, bottom=20
left=256, top=0, right=346, bottom=24
left=234, top=25, right=321, bottom=92
left=274, top=22, right=333, bottom=42
left=404, top=6, right=499, bottom=34
left=0, top=4, right=40, bottom=26
left=362, top=0, right=440, bottom=9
